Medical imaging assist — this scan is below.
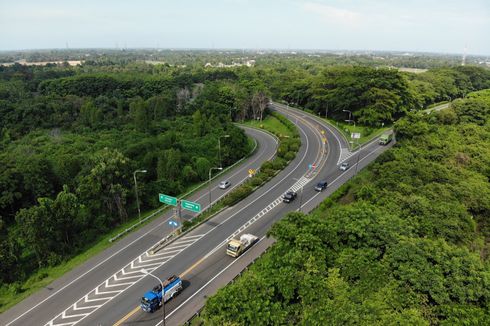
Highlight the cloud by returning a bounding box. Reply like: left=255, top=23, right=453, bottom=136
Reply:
left=302, top=1, right=363, bottom=26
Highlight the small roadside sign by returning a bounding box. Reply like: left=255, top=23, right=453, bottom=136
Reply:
left=159, top=194, right=177, bottom=206
left=351, top=133, right=361, bottom=139
left=181, top=200, right=201, bottom=213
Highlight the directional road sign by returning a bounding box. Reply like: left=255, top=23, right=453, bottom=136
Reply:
left=181, top=199, right=201, bottom=213
left=159, top=193, right=177, bottom=206
left=351, top=132, right=361, bottom=139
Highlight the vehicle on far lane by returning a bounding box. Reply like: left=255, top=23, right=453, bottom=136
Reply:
left=226, top=234, right=259, bottom=257
left=219, top=180, right=231, bottom=189
left=282, top=190, right=297, bottom=203
left=339, top=162, right=350, bottom=171
left=379, top=132, right=393, bottom=145
left=314, top=181, right=328, bottom=192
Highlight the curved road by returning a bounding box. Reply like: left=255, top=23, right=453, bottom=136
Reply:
left=101, top=104, right=352, bottom=326
left=1, top=127, right=278, bottom=326
left=117, top=103, right=394, bottom=326
left=3, top=106, right=393, bottom=326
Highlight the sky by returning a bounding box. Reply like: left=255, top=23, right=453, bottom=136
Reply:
left=1, top=0, right=489, bottom=55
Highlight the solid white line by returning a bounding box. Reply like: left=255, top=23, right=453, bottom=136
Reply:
left=163, top=242, right=196, bottom=250
left=179, top=234, right=205, bottom=240
left=151, top=248, right=184, bottom=256
left=160, top=236, right=267, bottom=325
left=6, top=128, right=276, bottom=326
left=43, top=114, right=313, bottom=326
left=300, top=143, right=385, bottom=210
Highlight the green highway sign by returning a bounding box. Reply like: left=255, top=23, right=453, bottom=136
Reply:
left=159, top=193, right=177, bottom=206
left=181, top=200, right=201, bottom=213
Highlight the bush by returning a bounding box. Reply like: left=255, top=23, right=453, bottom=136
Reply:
left=283, top=151, right=296, bottom=162
left=222, top=184, right=253, bottom=206
left=250, top=176, right=264, bottom=187
left=272, top=157, right=287, bottom=170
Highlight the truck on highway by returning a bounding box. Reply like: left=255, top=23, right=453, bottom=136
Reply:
left=379, top=132, right=393, bottom=145
left=226, top=234, right=258, bottom=258
left=140, top=275, right=183, bottom=313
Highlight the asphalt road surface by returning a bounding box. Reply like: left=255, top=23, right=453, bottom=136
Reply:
left=2, top=107, right=393, bottom=326
left=1, top=127, right=278, bottom=326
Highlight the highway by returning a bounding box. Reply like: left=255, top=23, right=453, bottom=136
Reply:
left=2, top=105, right=393, bottom=326
left=1, top=127, right=277, bottom=326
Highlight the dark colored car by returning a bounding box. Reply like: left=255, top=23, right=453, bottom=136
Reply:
left=314, top=181, right=328, bottom=192
left=283, top=191, right=297, bottom=203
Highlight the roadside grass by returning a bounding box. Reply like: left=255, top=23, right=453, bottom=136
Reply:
left=331, top=119, right=390, bottom=147
left=0, top=137, right=258, bottom=314
left=0, top=205, right=163, bottom=313
left=183, top=112, right=299, bottom=232
left=242, top=114, right=294, bottom=138
left=284, top=104, right=388, bottom=148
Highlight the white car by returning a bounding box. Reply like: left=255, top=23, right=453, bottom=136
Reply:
left=219, top=180, right=231, bottom=189
left=339, top=162, right=350, bottom=171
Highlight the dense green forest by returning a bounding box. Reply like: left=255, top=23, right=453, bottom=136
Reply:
left=1, top=48, right=488, bottom=69
left=1, top=54, right=489, bottom=311
left=201, top=90, right=490, bottom=325
left=0, top=64, right=262, bottom=289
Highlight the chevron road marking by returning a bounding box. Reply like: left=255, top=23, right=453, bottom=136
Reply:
left=44, top=234, right=204, bottom=326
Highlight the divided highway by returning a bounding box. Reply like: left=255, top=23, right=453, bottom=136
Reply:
left=1, top=127, right=277, bottom=326
left=2, top=105, right=393, bottom=326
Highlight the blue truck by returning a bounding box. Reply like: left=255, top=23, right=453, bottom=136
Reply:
left=140, top=275, right=183, bottom=313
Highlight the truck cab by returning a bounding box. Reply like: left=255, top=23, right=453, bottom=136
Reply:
left=226, top=239, right=243, bottom=257
left=140, top=275, right=183, bottom=313
left=140, top=288, right=161, bottom=313
left=226, top=234, right=258, bottom=258
left=379, top=133, right=393, bottom=145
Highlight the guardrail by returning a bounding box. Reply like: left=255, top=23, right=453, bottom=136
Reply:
left=184, top=242, right=274, bottom=325
left=108, top=135, right=259, bottom=243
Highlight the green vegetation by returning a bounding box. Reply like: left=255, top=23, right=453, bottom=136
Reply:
left=200, top=90, right=490, bottom=325
left=1, top=51, right=490, bottom=317
left=0, top=64, right=270, bottom=310
left=244, top=114, right=292, bottom=138
left=183, top=111, right=300, bottom=233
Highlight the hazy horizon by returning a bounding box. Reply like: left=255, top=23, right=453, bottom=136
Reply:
left=1, top=0, right=489, bottom=55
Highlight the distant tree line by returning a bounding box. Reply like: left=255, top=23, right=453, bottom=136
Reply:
left=0, top=64, right=269, bottom=289
left=201, top=89, right=490, bottom=325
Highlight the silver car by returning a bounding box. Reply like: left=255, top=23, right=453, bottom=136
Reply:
left=339, top=162, right=350, bottom=171
left=219, top=180, right=231, bottom=189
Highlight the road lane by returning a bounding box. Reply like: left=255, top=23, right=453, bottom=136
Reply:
left=1, top=127, right=278, bottom=326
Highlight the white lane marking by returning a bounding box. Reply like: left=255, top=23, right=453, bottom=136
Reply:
left=43, top=235, right=204, bottom=326
left=300, top=142, right=386, bottom=210
left=274, top=103, right=342, bottom=166
left=161, top=236, right=267, bottom=325
left=6, top=129, right=275, bottom=326
left=43, top=112, right=317, bottom=326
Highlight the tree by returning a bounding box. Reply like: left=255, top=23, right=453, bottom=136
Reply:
left=77, top=148, right=131, bottom=224
left=129, top=97, right=150, bottom=132
left=251, top=91, right=269, bottom=121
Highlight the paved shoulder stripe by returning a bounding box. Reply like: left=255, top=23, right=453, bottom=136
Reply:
left=45, top=234, right=204, bottom=326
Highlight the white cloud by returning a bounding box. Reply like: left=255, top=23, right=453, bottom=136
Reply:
left=302, top=1, right=363, bottom=26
